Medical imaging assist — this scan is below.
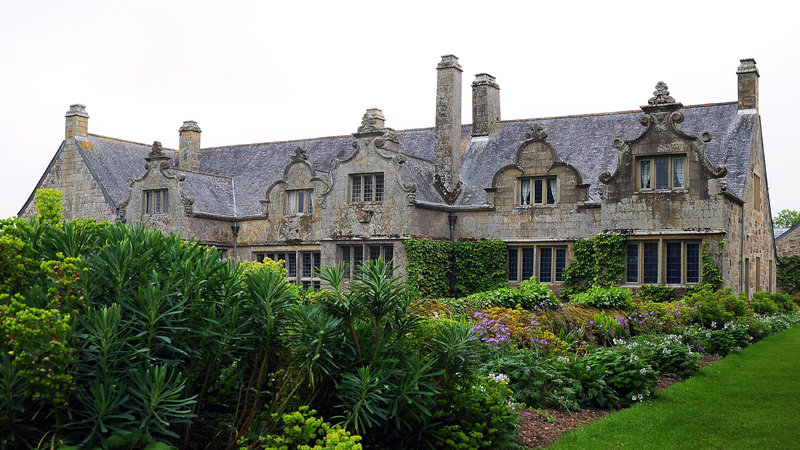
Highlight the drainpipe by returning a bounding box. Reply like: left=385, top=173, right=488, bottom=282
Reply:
left=448, top=212, right=458, bottom=242
left=231, top=222, right=240, bottom=262
left=739, top=203, right=745, bottom=293
left=448, top=212, right=458, bottom=294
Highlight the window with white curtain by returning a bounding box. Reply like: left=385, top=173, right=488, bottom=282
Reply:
left=638, top=156, right=686, bottom=191
left=519, top=176, right=557, bottom=205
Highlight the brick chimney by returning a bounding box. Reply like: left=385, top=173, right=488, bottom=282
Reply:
left=434, top=54, right=463, bottom=203
left=471, top=73, right=500, bottom=136
left=179, top=120, right=202, bottom=171
left=65, top=104, right=89, bottom=139
left=737, top=58, right=759, bottom=111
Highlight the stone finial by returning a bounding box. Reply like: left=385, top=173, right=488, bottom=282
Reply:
left=148, top=141, right=166, bottom=158
left=648, top=82, right=677, bottom=106
left=65, top=104, right=89, bottom=118
left=525, top=123, right=548, bottom=141
left=179, top=120, right=202, bottom=133
left=737, top=58, right=759, bottom=76
left=357, top=108, right=386, bottom=133
left=292, top=146, right=309, bottom=162
left=437, top=54, right=463, bottom=71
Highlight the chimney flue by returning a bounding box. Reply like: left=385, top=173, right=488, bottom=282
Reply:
left=434, top=54, right=463, bottom=203
left=472, top=73, right=500, bottom=136
left=737, top=58, right=759, bottom=111
left=179, top=120, right=202, bottom=171
left=65, top=104, right=89, bottom=139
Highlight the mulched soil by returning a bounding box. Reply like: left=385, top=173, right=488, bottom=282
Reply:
left=516, top=354, right=722, bottom=448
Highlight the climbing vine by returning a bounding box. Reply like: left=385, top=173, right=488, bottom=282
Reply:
left=561, top=234, right=625, bottom=299
left=777, top=256, right=800, bottom=295
left=404, top=239, right=507, bottom=298
left=701, top=241, right=724, bottom=291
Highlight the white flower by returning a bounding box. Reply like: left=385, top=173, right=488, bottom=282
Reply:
left=640, top=368, right=647, bottom=374
left=662, top=348, right=672, bottom=355
left=706, top=332, right=712, bottom=338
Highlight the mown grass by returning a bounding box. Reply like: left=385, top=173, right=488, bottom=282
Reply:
left=551, top=324, right=800, bottom=449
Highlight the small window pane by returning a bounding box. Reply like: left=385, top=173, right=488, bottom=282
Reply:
left=655, top=157, right=669, bottom=189
left=297, top=192, right=305, bottom=213
left=352, top=176, right=361, bottom=202
left=353, top=245, right=363, bottom=270
left=539, top=247, right=552, bottom=283
left=666, top=242, right=682, bottom=284
left=626, top=244, right=639, bottom=283
left=555, top=248, right=566, bottom=282
left=522, top=248, right=534, bottom=280
left=369, top=245, right=381, bottom=261
left=155, top=191, right=162, bottom=212
left=686, top=243, right=700, bottom=283
left=288, top=192, right=296, bottom=214
left=375, top=174, right=384, bottom=202
left=313, top=252, right=321, bottom=275
left=508, top=248, right=519, bottom=281
left=534, top=179, right=543, bottom=204
left=546, top=178, right=556, bottom=204
left=162, top=191, right=168, bottom=212
left=643, top=243, right=658, bottom=284
left=303, top=253, right=312, bottom=278
left=364, top=175, right=373, bottom=202
left=382, top=245, right=393, bottom=263
left=341, top=246, right=351, bottom=280
left=287, top=254, right=297, bottom=278
left=640, top=160, right=651, bottom=189
left=672, top=158, right=685, bottom=188
left=307, top=192, right=313, bottom=213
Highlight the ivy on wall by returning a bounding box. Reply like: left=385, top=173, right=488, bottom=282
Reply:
left=777, top=256, right=800, bottom=295
left=404, top=239, right=508, bottom=298
left=561, top=234, right=625, bottom=299
left=452, top=240, right=508, bottom=298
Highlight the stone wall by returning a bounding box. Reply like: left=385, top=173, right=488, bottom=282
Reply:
left=776, top=226, right=800, bottom=257
left=20, top=139, right=117, bottom=221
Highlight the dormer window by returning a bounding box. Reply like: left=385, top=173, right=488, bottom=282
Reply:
left=145, top=189, right=168, bottom=214
left=638, top=156, right=685, bottom=191
left=350, top=173, right=384, bottom=203
left=520, top=176, right=556, bottom=205
left=287, top=189, right=313, bottom=215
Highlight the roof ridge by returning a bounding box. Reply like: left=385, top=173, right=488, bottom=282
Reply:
left=168, top=168, right=234, bottom=180
left=87, top=133, right=178, bottom=152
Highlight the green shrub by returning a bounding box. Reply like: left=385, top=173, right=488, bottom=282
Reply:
left=751, top=292, right=778, bottom=315
left=638, top=284, right=674, bottom=303
left=685, top=286, right=749, bottom=328
left=432, top=375, right=522, bottom=449
left=480, top=350, right=559, bottom=407
left=247, top=406, right=362, bottom=450
left=626, top=335, right=700, bottom=380
left=464, top=277, right=559, bottom=311
left=577, top=346, right=657, bottom=409
left=687, top=323, right=751, bottom=356
left=571, top=286, right=632, bottom=309
left=772, top=293, right=795, bottom=313
left=590, top=312, right=625, bottom=346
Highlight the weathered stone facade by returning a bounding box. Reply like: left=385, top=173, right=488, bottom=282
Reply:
left=20, top=57, right=777, bottom=295
left=776, top=225, right=800, bottom=257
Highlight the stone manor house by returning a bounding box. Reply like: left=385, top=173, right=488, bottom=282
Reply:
left=20, top=56, right=776, bottom=296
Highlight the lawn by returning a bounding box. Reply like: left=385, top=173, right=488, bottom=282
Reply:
left=551, top=323, right=800, bottom=449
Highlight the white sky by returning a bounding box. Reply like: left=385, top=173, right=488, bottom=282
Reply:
left=1, top=0, right=798, bottom=219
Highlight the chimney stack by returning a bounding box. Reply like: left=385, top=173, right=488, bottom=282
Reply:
left=65, top=104, right=89, bottom=139
left=737, top=58, right=759, bottom=111
left=471, top=73, right=500, bottom=136
left=179, top=120, right=202, bottom=171
left=434, top=54, right=463, bottom=202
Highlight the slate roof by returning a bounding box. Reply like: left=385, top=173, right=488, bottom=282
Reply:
left=68, top=101, right=756, bottom=218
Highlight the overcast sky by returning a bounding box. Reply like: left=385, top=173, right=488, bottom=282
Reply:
left=1, top=0, right=797, bottom=220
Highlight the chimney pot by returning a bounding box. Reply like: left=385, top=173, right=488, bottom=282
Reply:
left=737, top=58, right=759, bottom=110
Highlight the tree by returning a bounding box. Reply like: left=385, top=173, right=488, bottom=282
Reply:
left=773, top=209, right=800, bottom=229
